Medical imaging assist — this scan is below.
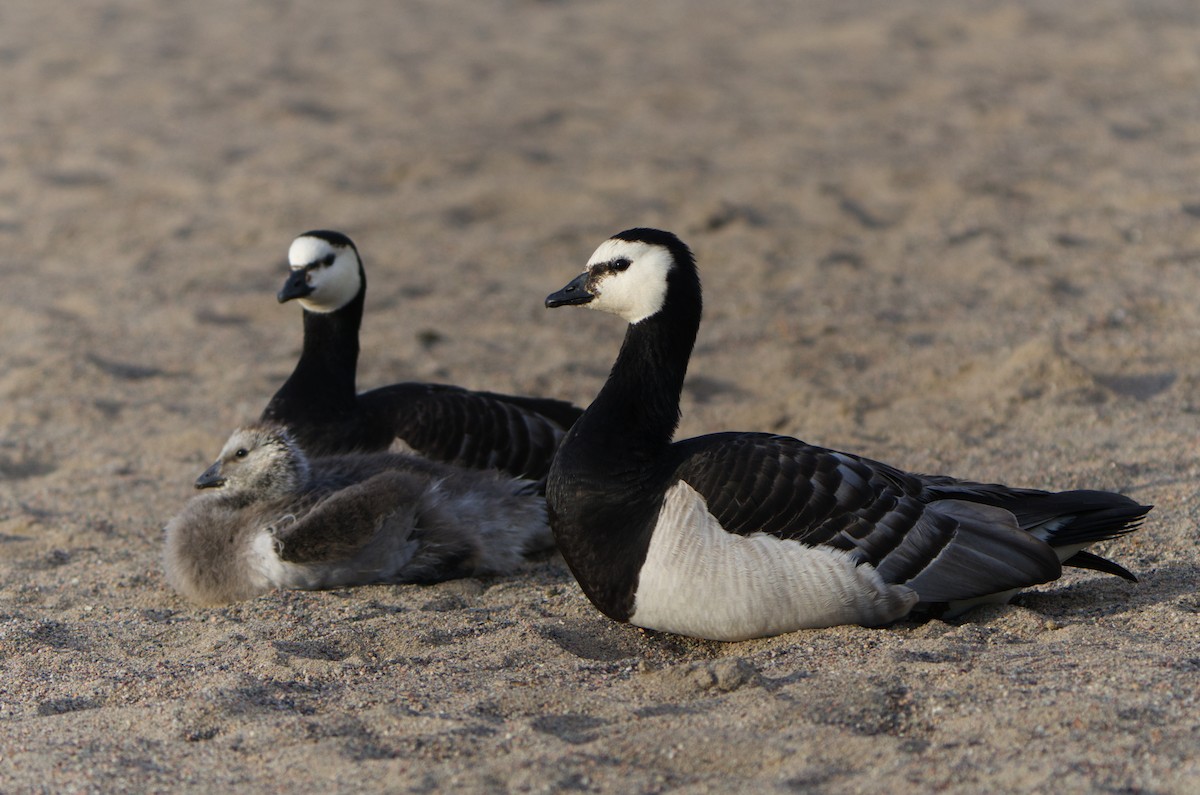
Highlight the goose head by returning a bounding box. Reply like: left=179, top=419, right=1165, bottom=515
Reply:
left=195, top=423, right=311, bottom=500
left=546, top=228, right=697, bottom=324
left=277, top=230, right=364, bottom=313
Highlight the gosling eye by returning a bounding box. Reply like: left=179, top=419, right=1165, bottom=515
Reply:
left=234, top=448, right=249, bottom=459
left=611, top=258, right=632, bottom=272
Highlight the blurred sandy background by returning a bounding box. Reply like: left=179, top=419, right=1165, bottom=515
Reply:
left=1, top=0, right=1198, bottom=791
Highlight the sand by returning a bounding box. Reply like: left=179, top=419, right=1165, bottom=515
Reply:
left=2, top=0, right=1198, bottom=791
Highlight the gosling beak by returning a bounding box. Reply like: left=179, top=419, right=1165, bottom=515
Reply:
left=194, top=462, right=226, bottom=490
left=277, top=268, right=314, bottom=303
left=545, top=272, right=594, bottom=308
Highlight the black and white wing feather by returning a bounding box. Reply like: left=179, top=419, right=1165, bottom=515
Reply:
left=670, top=433, right=1063, bottom=603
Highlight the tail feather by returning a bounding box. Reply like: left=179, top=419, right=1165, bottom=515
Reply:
left=925, top=483, right=1149, bottom=582
left=1018, top=494, right=1151, bottom=547
left=1061, top=549, right=1138, bottom=583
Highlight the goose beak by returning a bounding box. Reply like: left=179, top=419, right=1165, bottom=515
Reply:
left=277, top=268, right=314, bottom=303
left=194, top=462, right=226, bottom=490
left=545, top=272, right=594, bottom=308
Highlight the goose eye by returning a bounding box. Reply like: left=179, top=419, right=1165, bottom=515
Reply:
left=612, top=258, right=632, bottom=272
left=235, top=448, right=249, bottom=458
left=321, top=253, right=336, bottom=267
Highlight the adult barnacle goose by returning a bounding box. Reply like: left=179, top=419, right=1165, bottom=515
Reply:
left=543, top=228, right=1150, bottom=641
left=261, top=230, right=581, bottom=487
left=164, top=423, right=551, bottom=605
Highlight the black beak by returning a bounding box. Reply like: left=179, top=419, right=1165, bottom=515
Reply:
left=277, top=268, right=314, bottom=303
left=194, top=462, right=225, bottom=490
left=545, top=272, right=594, bottom=308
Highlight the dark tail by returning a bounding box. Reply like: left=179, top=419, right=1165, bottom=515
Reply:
left=1061, top=549, right=1138, bottom=582
left=928, top=484, right=1151, bottom=582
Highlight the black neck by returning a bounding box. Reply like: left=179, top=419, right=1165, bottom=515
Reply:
left=280, top=289, right=364, bottom=410
left=590, top=304, right=698, bottom=453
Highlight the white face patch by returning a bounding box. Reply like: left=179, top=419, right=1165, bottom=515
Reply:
left=287, top=235, right=362, bottom=313
left=630, top=481, right=918, bottom=640
left=583, top=239, right=674, bottom=324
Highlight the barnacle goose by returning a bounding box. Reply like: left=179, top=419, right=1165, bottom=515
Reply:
left=543, top=228, right=1150, bottom=641
left=261, top=230, right=582, bottom=488
left=164, top=422, right=551, bottom=605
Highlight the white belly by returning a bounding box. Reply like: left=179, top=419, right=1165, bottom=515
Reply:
left=629, top=481, right=918, bottom=641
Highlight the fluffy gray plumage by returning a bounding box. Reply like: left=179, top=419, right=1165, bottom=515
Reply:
left=163, top=423, right=552, bottom=605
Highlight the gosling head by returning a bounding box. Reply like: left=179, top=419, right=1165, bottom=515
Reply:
left=194, top=423, right=311, bottom=501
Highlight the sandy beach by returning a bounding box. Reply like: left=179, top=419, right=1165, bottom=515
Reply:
left=1, top=0, right=1198, bottom=791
